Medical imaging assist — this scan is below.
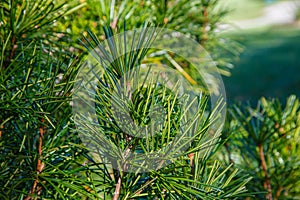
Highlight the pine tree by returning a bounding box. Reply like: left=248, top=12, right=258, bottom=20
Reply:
left=1, top=0, right=252, bottom=199
left=224, top=95, right=300, bottom=199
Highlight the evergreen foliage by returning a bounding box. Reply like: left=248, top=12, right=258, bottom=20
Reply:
left=0, top=0, right=299, bottom=199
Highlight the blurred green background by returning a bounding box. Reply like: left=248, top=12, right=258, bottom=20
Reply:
left=221, top=0, right=300, bottom=104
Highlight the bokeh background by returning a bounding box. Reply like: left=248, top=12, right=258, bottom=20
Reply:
left=221, top=0, right=300, bottom=104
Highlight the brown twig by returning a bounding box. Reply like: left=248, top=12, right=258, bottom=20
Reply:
left=112, top=131, right=132, bottom=200
left=258, top=144, right=273, bottom=200
left=25, top=118, right=45, bottom=200
left=275, top=186, right=283, bottom=200
left=188, top=153, right=195, bottom=175
left=113, top=176, right=122, bottom=200
left=0, top=120, right=3, bottom=137
left=110, top=18, right=118, bottom=30
left=4, top=36, right=17, bottom=69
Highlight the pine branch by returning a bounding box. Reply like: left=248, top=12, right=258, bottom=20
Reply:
left=25, top=118, right=45, bottom=200
left=0, top=120, right=3, bottom=137
left=188, top=153, right=195, bottom=174
left=110, top=18, right=118, bottom=30
left=4, top=36, right=17, bottom=69
left=113, top=176, right=122, bottom=200
left=258, top=144, right=272, bottom=200
left=275, top=186, right=283, bottom=200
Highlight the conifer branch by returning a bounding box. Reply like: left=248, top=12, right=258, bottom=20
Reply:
left=258, top=144, right=272, bottom=200
left=25, top=118, right=45, bottom=200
